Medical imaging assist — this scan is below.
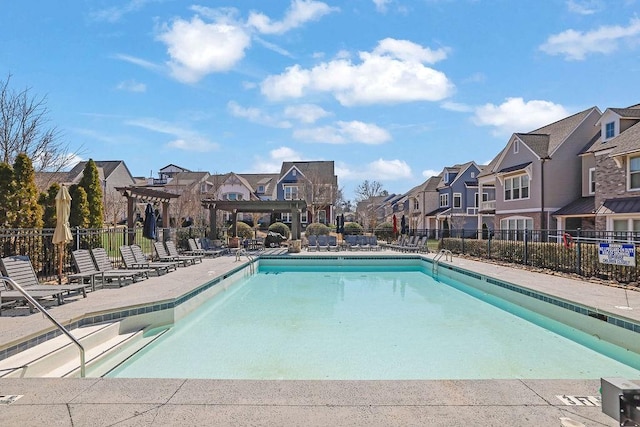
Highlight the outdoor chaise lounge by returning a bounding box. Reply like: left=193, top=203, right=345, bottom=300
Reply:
left=130, top=245, right=179, bottom=272
left=165, top=241, right=203, bottom=264
left=91, top=248, right=151, bottom=280
left=0, top=256, right=73, bottom=314
left=119, top=245, right=175, bottom=275
left=153, top=241, right=192, bottom=267
left=72, top=249, right=144, bottom=288
left=188, top=238, right=224, bottom=257
left=307, top=235, right=318, bottom=251
left=317, top=235, right=330, bottom=251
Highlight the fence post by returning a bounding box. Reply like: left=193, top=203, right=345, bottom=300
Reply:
left=576, top=228, right=582, bottom=275
left=523, top=228, right=528, bottom=265
left=488, top=230, right=492, bottom=259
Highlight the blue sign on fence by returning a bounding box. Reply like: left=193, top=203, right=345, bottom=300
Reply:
left=598, top=243, right=636, bottom=267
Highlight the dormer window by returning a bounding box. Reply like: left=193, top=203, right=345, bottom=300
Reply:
left=605, top=122, right=615, bottom=139
left=444, top=172, right=449, bottom=183
left=257, top=185, right=265, bottom=193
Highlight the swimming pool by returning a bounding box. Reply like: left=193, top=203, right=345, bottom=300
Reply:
left=106, top=257, right=640, bottom=380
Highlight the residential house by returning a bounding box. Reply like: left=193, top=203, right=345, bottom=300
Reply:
left=425, top=162, right=483, bottom=238
left=555, top=105, right=640, bottom=235
left=277, top=161, right=338, bottom=227
left=36, top=160, right=136, bottom=224
left=162, top=171, right=215, bottom=227
left=408, top=174, right=441, bottom=235
left=151, top=164, right=190, bottom=185
left=477, top=107, right=601, bottom=234
left=355, top=195, right=390, bottom=230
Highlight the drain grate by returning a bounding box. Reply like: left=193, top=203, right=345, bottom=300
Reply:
left=0, top=395, right=23, bottom=405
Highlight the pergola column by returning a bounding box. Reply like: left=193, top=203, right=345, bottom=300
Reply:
left=208, top=204, right=218, bottom=240
left=291, top=208, right=300, bottom=240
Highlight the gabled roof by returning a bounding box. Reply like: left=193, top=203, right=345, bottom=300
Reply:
left=68, top=160, right=132, bottom=180
left=484, top=107, right=600, bottom=175
left=422, top=174, right=442, bottom=191
left=165, top=171, right=210, bottom=187
left=436, top=161, right=477, bottom=188
left=278, top=161, right=337, bottom=185
left=609, top=121, right=640, bottom=157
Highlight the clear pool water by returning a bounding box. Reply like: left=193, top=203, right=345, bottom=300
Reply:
left=107, top=263, right=640, bottom=380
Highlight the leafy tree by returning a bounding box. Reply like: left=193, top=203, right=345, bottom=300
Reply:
left=0, top=163, right=16, bottom=227
left=12, top=153, right=43, bottom=228
left=69, top=185, right=89, bottom=228
left=39, top=182, right=60, bottom=228
left=0, top=74, right=80, bottom=171
left=78, top=159, right=103, bottom=228
left=354, top=180, right=387, bottom=202
left=305, top=222, right=330, bottom=236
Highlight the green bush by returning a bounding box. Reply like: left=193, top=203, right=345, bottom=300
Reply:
left=229, top=221, right=254, bottom=239
left=343, top=221, right=363, bottom=235
left=374, top=222, right=394, bottom=241
left=306, top=222, right=330, bottom=236
left=269, top=222, right=290, bottom=239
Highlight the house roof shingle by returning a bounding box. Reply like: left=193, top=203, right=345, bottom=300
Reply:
left=596, top=196, right=640, bottom=215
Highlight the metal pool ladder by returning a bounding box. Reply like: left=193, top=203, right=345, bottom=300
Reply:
left=0, top=276, right=86, bottom=377
left=432, top=249, right=453, bottom=275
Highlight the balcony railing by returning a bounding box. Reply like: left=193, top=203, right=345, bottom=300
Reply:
left=480, top=200, right=496, bottom=211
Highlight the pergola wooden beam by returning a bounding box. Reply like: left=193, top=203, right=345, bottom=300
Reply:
left=201, top=199, right=307, bottom=241
left=116, top=187, right=180, bottom=245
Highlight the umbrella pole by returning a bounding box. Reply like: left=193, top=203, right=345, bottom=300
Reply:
left=58, top=244, right=63, bottom=284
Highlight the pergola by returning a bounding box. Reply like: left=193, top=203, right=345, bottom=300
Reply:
left=116, top=186, right=181, bottom=245
left=201, top=199, right=307, bottom=241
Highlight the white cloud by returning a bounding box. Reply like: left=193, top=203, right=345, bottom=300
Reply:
left=90, top=0, right=154, bottom=23
left=116, top=79, right=147, bottom=92
left=472, top=98, right=570, bottom=135
left=156, top=12, right=251, bottom=83
left=113, top=54, right=162, bottom=72
left=247, top=0, right=338, bottom=35
left=293, top=121, right=392, bottom=144
left=372, top=0, right=392, bottom=13
left=261, top=38, right=454, bottom=106
left=126, top=118, right=219, bottom=152
left=441, top=101, right=473, bottom=113
left=539, top=17, right=640, bottom=60
left=227, top=101, right=292, bottom=128
left=566, top=0, right=602, bottom=15
left=251, top=146, right=303, bottom=172
left=283, top=104, right=331, bottom=123
left=422, top=169, right=439, bottom=178
left=336, top=158, right=412, bottom=183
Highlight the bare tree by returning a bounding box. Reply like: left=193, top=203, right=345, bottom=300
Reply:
left=299, top=170, right=337, bottom=224
left=354, top=180, right=387, bottom=202
left=0, top=74, right=81, bottom=171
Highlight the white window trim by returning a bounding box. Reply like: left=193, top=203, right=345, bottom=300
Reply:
left=440, top=193, right=449, bottom=207
left=503, top=173, right=530, bottom=202
left=627, top=155, right=640, bottom=191
left=513, top=140, right=519, bottom=154
left=453, top=192, right=462, bottom=209
left=283, top=185, right=299, bottom=200
left=605, top=121, right=616, bottom=139
left=588, top=167, right=596, bottom=195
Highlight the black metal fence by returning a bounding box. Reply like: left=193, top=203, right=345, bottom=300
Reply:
left=0, top=226, right=208, bottom=283
left=437, top=229, right=640, bottom=284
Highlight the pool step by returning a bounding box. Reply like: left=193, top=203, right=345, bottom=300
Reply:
left=0, top=322, right=168, bottom=378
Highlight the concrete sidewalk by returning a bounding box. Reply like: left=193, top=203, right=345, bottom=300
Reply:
left=1, top=251, right=637, bottom=426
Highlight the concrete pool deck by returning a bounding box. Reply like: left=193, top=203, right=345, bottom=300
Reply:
left=0, top=249, right=638, bottom=426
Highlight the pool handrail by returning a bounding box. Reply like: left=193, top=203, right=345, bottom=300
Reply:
left=0, top=276, right=86, bottom=378
left=432, top=249, right=453, bottom=275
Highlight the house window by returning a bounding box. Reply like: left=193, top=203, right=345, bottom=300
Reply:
left=513, top=140, right=519, bottom=153
left=605, top=122, right=615, bottom=139
left=612, top=219, right=640, bottom=241
left=453, top=193, right=462, bottom=209
left=440, top=193, right=449, bottom=207
left=504, top=174, right=529, bottom=201
left=301, top=211, right=308, bottom=223
left=225, top=193, right=243, bottom=201
left=281, top=213, right=291, bottom=222
left=500, top=217, right=533, bottom=241
left=284, top=185, right=299, bottom=200
left=413, top=199, right=419, bottom=210
left=470, top=172, right=475, bottom=178
left=589, top=168, right=596, bottom=194
left=318, top=210, right=327, bottom=224
left=629, top=155, right=640, bottom=190
left=257, top=185, right=265, bottom=193
left=444, top=172, right=449, bottom=183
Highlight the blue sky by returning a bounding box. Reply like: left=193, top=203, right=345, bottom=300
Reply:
left=2, top=0, right=639, bottom=201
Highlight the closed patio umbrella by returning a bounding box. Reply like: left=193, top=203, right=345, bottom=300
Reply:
left=401, top=215, right=407, bottom=235
left=52, top=185, right=73, bottom=283
left=143, top=203, right=157, bottom=240
left=392, top=214, right=398, bottom=235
